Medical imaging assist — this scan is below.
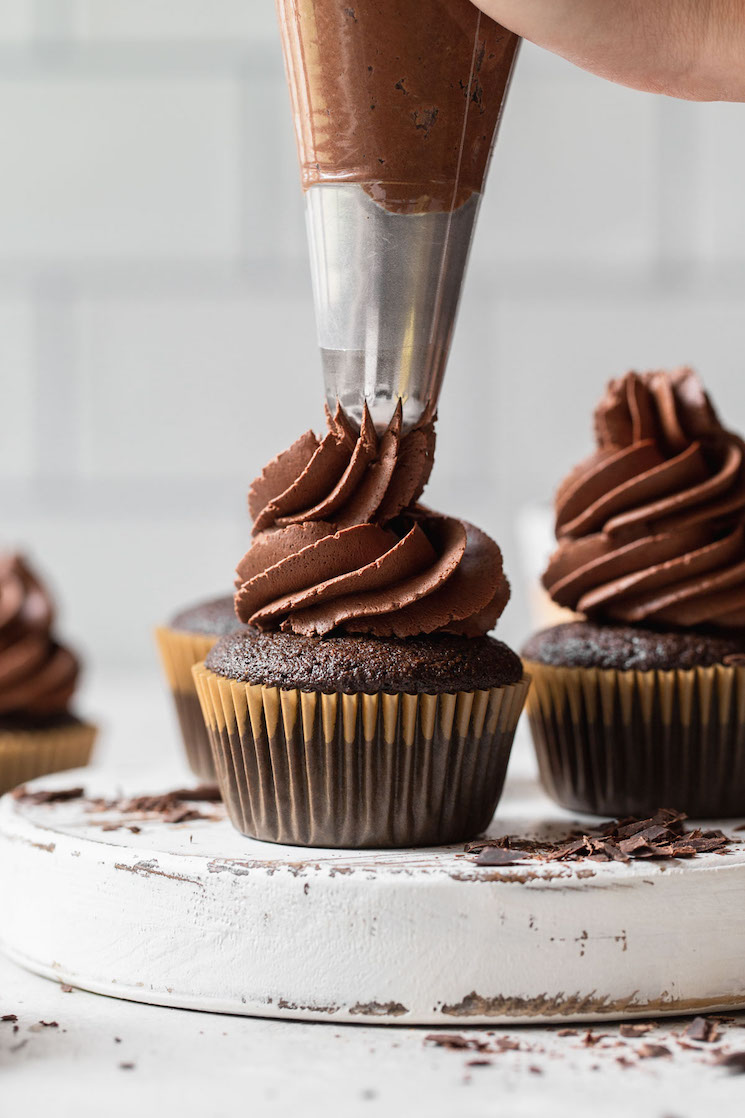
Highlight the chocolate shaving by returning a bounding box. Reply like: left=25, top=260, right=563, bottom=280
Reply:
left=84, top=787, right=222, bottom=827
left=475, top=848, right=527, bottom=867
left=1, top=1014, right=18, bottom=1023
left=620, top=1023, right=654, bottom=1037
left=424, top=1034, right=485, bottom=1052
left=494, top=1037, right=521, bottom=1052
left=13, top=786, right=85, bottom=805
left=717, top=1051, right=745, bottom=1073
left=638, top=1043, right=672, bottom=1059
left=685, top=1016, right=720, bottom=1043
left=466, top=808, right=732, bottom=865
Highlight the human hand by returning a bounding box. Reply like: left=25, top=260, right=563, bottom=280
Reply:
left=471, top=0, right=745, bottom=101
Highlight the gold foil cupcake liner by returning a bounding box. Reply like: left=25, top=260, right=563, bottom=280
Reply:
left=155, top=627, right=220, bottom=781
left=193, top=664, right=530, bottom=848
left=525, top=659, right=745, bottom=818
left=0, top=721, right=97, bottom=797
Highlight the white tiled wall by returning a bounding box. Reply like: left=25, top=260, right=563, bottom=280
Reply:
left=2, top=5, right=745, bottom=670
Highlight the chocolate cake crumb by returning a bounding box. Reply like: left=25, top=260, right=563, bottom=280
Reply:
left=1, top=1014, right=18, bottom=1023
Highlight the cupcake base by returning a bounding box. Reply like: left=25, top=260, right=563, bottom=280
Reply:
left=525, top=659, right=745, bottom=818
left=0, top=719, right=97, bottom=796
left=155, top=627, right=221, bottom=781
left=193, top=664, right=529, bottom=848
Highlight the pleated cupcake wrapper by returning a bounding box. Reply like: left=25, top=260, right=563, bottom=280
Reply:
left=525, top=659, right=745, bottom=818
left=193, top=663, right=530, bottom=848
left=0, top=722, right=97, bottom=797
left=154, top=627, right=220, bottom=781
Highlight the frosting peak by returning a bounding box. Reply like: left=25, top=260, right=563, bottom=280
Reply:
left=248, top=401, right=435, bottom=535
left=236, top=405, right=509, bottom=638
left=545, top=369, right=745, bottom=628
left=0, top=554, right=80, bottom=717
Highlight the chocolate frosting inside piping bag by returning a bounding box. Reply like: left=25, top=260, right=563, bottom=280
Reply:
left=544, top=368, right=745, bottom=628
left=0, top=554, right=80, bottom=716
left=236, top=405, right=510, bottom=639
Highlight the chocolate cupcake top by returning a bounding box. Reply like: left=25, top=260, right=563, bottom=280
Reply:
left=0, top=554, right=79, bottom=716
left=544, top=369, right=745, bottom=628
left=207, top=629, right=522, bottom=694
left=524, top=620, right=745, bottom=672
left=235, top=403, right=510, bottom=638
left=170, top=595, right=245, bottom=637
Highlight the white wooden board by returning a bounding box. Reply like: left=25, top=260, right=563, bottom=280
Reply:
left=1, top=767, right=744, bottom=1025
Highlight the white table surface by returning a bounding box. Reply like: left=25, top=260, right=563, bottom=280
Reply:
left=2, top=672, right=745, bottom=1117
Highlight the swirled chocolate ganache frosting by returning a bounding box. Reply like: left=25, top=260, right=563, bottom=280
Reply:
left=236, top=403, right=510, bottom=638
left=543, top=368, right=745, bottom=628
left=0, top=554, right=79, bottom=717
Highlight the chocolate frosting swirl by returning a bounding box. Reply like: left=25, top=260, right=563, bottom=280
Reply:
left=236, top=403, right=510, bottom=638
left=0, top=554, right=80, bottom=716
left=544, top=368, right=745, bottom=628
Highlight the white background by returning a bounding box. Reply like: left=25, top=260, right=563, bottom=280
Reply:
left=2, top=1, right=745, bottom=681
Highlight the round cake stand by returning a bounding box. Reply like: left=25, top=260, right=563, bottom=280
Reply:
left=1, top=767, right=744, bottom=1026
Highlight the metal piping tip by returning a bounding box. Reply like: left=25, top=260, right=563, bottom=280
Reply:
left=306, top=184, right=481, bottom=433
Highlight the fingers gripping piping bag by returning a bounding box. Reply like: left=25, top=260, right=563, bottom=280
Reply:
left=277, top=0, right=520, bottom=431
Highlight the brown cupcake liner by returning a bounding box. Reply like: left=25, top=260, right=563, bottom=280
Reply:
left=525, top=659, right=745, bottom=818
left=0, top=721, right=97, bottom=797
left=193, top=664, right=530, bottom=848
left=154, top=627, right=220, bottom=781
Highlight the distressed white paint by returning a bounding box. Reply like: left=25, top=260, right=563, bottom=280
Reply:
left=1, top=768, right=744, bottom=1025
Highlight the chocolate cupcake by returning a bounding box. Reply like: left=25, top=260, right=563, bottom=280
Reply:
left=0, top=554, right=96, bottom=795
left=193, top=404, right=529, bottom=848
left=523, top=368, right=745, bottom=817
left=155, top=596, right=245, bottom=781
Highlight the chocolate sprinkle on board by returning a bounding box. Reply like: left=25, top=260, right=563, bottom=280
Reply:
left=466, top=808, right=733, bottom=865
left=1, top=1014, right=18, bottom=1023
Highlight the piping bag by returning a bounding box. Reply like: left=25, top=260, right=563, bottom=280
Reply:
left=277, top=0, right=519, bottom=431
